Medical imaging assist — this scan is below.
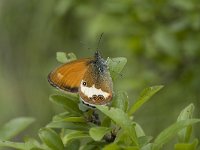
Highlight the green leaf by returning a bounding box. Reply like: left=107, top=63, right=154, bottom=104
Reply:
left=128, top=85, right=164, bottom=115
left=56, top=116, right=86, bottom=123
left=24, top=137, right=45, bottom=150
left=65, top=140, right=80, bottom=150
left=138, top=136, right=153, bottom=147
left=101, top=116, right=111, bottom=127
left=177, top=104, right=194, bottom=121
left=59, top=92, right=80, bottom=103
left=174, top=139, right=198, bottom=150
left=153, top=119, right=200, bottom=150
left=56, top=52, right=77, bottom=63
left=49, top=94, right=82, bottom=115
left=96, top=105, right=138, bottom=146
left=135, top=123, right=146, bottom=137
left=135, top=123, right=152, bottom=147
left=38, top=128, right=64, bottom=150
left=107, top=57, right=127, bottom=80
left=114, top=129, right=134, bottom=146
left=103, top=143, right=121, bottom=150
left=89, top=127, right=111, bottom=141
left=46, top=121, right=89, bottom=131
left=0, top=117, right=35, bottom=140
left=0, top=140, right=34, bottom=150
left=80, top=144, right=98, bottom=150
left=63, top=131, right=90, bottom=145
left=0, top=139, right=45, bottom=150
left=141, top=143, right=153, bottom=150
left=112, top=91, right=129, bottom=112
left=177, top=103, right=194, bottom=142
left=123, top=146, right=140, bottom=150
left=103, top=143, right=140, bottom=150
left=52, top=112, right=71, bottom=121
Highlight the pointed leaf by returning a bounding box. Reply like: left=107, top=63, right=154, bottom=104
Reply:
left=123, top=146, right=140, bottom=150
left=177, top=103, right=194, bottom=142
left=63, top=131, right=90, bottom=145
left=114, top=129, right=134, bottom=146
left=96, top=105, right=138, bottom=146
left=138, top=136, right=153, bottom=147
left=101, top=116, right=111, bottom=127
left=177, top=104, right=194, bottom=121
left=89, top=127, right=111, bottom=141
left=103, top=143, right=121, bottom=150
left=0, top=140, right=32, bottom=150
left=46, top=121, right=89, bottom=131
left=128, top=86, right=164, bottom=115
left=59, top=92, right=80, bottom=103
left=65, top=140, right=80, bottom=150
left=153, top=119, right=200, bottom=150
left=49, top=94, right=82, bottom=115
left=56, top=52, right=77, bottom=63
left=38, top=128, right=64, bottom=150
left=52, top=112, right=71, bottom=121
left=56, top=117, right=86, bottom=123
left=0, top=117, right=35, bottom=140
left=135, top=123, right=146, bottom=137
left=0, top=139, right=44, bottom=150
left=174, top=139, right=198, bottom=150
left=24, top=137, right=45, bottom=150
left=107, top=57, right=127, bottom=80
left=112, top=91, right=129, bottom=112
left=141, top=143, right=153, bottom=150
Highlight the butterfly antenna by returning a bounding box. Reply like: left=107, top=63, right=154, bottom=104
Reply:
left=96, top=32, right=104, bottom=52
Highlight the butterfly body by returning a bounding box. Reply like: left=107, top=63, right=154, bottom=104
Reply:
left=48, top=51, right=113, bottom=106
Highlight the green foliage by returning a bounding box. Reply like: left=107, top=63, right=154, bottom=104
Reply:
left=56, top=52, right=77, bottom=64
left=50, top=94, right=82, bottom=115
left=177, top=104, right=194, bottom=143
left=0, top=53, right=199, bottom=150
left=38, top=128, right=65, bottom=150
left=89, top=127, right=111, bottom=141
left=153, top=119, right=200, bottom=150
left=112, top=91, right=129, bottom=112
left=0, top=117, right=35, bottom=140
left=107, top=57, right=127, bottom=80
left=128, top=86, right=164, bottom=115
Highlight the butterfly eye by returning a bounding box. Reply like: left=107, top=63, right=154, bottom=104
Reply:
left=82, top=81, right=87, bottom=86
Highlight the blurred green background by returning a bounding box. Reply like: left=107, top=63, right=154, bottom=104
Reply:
left=0, top=0, right=199, bottom=144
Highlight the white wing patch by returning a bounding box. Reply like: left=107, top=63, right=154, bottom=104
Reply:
left=80, top=80, right=110, bottom=99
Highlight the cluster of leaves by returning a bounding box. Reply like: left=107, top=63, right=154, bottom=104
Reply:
left=0, top=53, right=199, bottom=150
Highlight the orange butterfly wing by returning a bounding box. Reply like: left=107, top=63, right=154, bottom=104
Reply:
left=48, top=58, right=91, bottom=93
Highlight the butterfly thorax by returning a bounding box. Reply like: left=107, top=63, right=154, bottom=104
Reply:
left=92, top=51, right=107, bottom=74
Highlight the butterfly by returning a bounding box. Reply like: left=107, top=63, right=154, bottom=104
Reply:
left=48, top=51, right=113, bottom=107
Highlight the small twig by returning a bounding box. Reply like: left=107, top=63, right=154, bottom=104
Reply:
left=84, top=109, right=101, bottom=126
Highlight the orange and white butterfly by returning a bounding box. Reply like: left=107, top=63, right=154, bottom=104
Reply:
left=48, top=51, right=113, bottom=107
